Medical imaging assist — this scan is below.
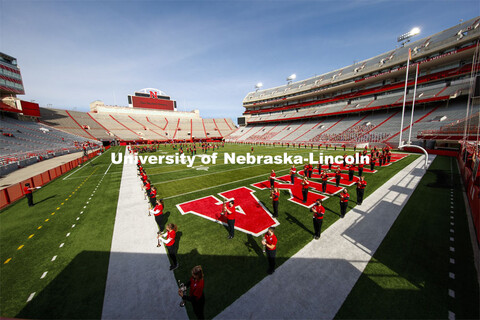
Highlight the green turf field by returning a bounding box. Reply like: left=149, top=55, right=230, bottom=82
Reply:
left=5, top=144, right=476, bottom=320
left=335, top=156, right=479, bottom=319
left=0, top=146, right=123, bottom=318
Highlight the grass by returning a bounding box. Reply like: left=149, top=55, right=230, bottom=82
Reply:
left=7, top=143, right=465, bottom=319
left=0, top=146, right=123, bottom=318
left=335, top=156, right=479, bottom=319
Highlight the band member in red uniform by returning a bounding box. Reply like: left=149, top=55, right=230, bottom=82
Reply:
left=311, top=199, right=325, bottom=240
left=150, top=199, right=165, bottom=233
left=358, top=162, right=364, bottom=177
left=224, top=200, right=236, bottom=239
left=356, top=176, right=367, bottom=205
left=144, top=180, right=152, bottom=201
left=343, top=153, right=347, bottom=167
left=179, top=265, right=205, bottom=319
left=23, top=183, right=40, bottom=207
left=149, top=186, right=157, bottom=207
left=320, top=170, right=328, bottom=193
left=379, top=152, right=384, bottom=167
left=262, top=227, right=277, bottom=274
left=348, top=163, right=355, bottom=181
left=158, top=223, right=178, bottom=270
left=370, top=156, right=376, bottom=171
left=339, top=188, right=349, bottom=218
left=301, top=176, right=310, bottom=203
left=269, top=170, right=276, bottom=189
left=335, top=168, right=342, bottom=187
left=307, top=163, right=313, bottom=178
left=290, top=165, right=297, bottom=184
left=327, top=157, right=332, bottom=171
left=270, top=187, right=279, bottom=218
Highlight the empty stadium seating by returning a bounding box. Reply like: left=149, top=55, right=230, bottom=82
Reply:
left=40, top=107, right=236, bottom=141
left=0, top=117, right=97, bottom=166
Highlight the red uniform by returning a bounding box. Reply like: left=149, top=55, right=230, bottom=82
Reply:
left=165, top=230, right=176, bottom=247
left=264, top=233, right=277, bottom=250
left=23, top=186, right=32, bottom=194
left=357, top=180, right=367, bottom=189
left=272, top=191, right=279, bottom=202
left=290, top=167, right=296, bottom=175
left=226, top=204, right=236, bottom=220
left=340, top=192, right=350, bottom=202
left=153, top=203, right=163, bottom=216
left=311, top=203, right=325, bottom=219
left=189, top=277, right=204, bottom=300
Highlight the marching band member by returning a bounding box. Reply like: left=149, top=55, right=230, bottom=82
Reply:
left=224, top=200, right=236, bottom=239
left=301, top=176, right=309, bottom=203
left=320, top=170, right=328, bottom=193
left=335, top=168, right=342, bottom=187
left=339, top=188, right=349, bottom=218
left=310, top=199, right=325, bottom=240
left=356, top=176, right=367, bottom=205
left=150, top=199, right=165, bottom=232
left=24, top=183, right=41, bottom=207
left=269, top=170, right=276, bottom=189
left=290, top=165, right=297, bottom=184
left=179, top=266, right=205, bottom=319
left=149, top=186, right=158, bottom=207
left=158, top=223, right=178, bottom=270
left=348, top=163, right=355, bottom=181
left=270, top=187, right=280, bottom=218
left=262, top=227, right=277, bottom=275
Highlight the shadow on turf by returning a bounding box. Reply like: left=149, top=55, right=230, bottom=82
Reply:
left=33, top=195, right=57, bottom=205
left=16, top=250, right=293, bottom=319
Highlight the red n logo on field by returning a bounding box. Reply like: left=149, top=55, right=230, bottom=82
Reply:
left=176, top=187, right=279, bottom=236
left=252, top=175, right=328, bottom=208
left=149, top=91, right=158, bottom=99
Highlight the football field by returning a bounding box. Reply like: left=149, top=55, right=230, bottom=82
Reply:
left=1, top=144, right=478, bottom=319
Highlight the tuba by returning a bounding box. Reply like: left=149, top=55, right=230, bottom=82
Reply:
left=178, top=280, right=187, bottom=307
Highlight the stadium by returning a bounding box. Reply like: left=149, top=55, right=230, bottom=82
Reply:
left=0, top=4, right=479, bottom=320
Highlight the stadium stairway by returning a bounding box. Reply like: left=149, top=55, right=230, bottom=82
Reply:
left=215, top=154, right=436, bottom=320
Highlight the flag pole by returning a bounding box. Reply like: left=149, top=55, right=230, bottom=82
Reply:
left=398, top=48, right=411, bottom=148
left=407, top=62, right=420, bottom=145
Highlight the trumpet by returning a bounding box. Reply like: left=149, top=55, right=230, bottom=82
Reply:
left=177, top=280, right=187, bottom=307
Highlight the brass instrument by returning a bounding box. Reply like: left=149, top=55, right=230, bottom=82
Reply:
left=178, top=280, right=187, bottom=307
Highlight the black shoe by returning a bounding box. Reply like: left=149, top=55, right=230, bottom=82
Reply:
left=341, top=214, right=344, bottom=218
left=228, top=236, right=233, bottom=239
left=170, top=264, right=179, bottom=271
left=314, top=236, right=320, bottom=240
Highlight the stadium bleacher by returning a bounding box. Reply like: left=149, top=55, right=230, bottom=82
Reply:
left=0, top=117, right=97, bottom=167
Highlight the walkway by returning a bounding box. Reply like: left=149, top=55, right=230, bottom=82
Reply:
left=101, top=147, right=187, bottom=319
left=215, top=154, right=436, bottom=319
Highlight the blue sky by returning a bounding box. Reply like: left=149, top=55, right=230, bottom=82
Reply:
left=0, top=0, right=478, bottom=121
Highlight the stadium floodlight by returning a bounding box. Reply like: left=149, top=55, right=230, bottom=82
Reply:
left=397, top=27, right=421, bottom=44
left=287, top=74, right=296, bottom=84
left=255, top=82, right=263, bottom=91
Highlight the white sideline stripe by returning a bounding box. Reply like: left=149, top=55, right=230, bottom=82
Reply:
left=62, top=149, right=104, bottom=180
left=40, top=271, right=48, bottom=279
left=27, top=292, right=35, bottom=302
left=448, top=311, right=455, bottom=320
left=215, top=154, right=434, bottom=320
left=449, top=289, right=455, bottom=298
